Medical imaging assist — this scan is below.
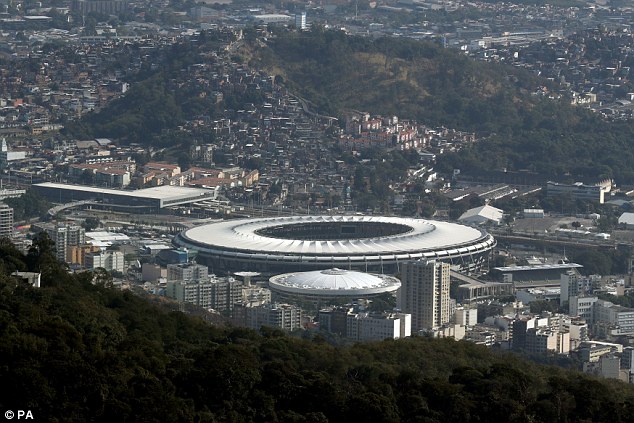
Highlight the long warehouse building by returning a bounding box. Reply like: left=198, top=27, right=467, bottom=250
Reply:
left=33, top=182, right=216, bottom=213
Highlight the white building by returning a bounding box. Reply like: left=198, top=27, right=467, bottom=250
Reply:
left=511, top=315, right=550, bottom=351
left=166, top=275, right=243, bottom=311
left=346, top=312, right=411, bottom=341
left=618, top=212, right=634, bottom=229
left=523, top=208, right=544, bottom=218
left=294, top=12, right=307, bottom=30
left=242, top=285, right=272, bottom=307
left=567, top=320, right=589, bottom=350
left=167, top=262, right=208, bottom=282
left=569, top=296, right=598, bottom=321
left=458, top=205, right=504, bottom=226
left=234, top=303, right=302, bottom=331
left=593, top=299, right=634, bottom=336
left=167, top=280, right=206, bottom=307
left=0, top=202, right=13, bottom=239
left=516, top=287, right=560, bottom=304
left=560, top=269, right=581, bottom=308
left=0, top=138, right=26, bottom=168
left=546, top=180, right=612, bottom=204
left=432, top=324, right=467, bottom=340
left=465, top=329, right=496, bottom=346
left=455, top=307, right=477, bottom=327
left=399, top=260, right=450, bottom=332
left=85, top=250, right=124, bottom=273
left=525, top=328, right=570, bottom=354
left=250, top=14, right=292, bottom=25
left=38, top=223, right=85, bottom=262
left=12, top=271, right=41, bottom=288
left=209, top=277, right=244, bottom=311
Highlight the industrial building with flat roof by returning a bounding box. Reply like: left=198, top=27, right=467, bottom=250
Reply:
left=33, top=182, right=216, bottom=213
left=494, top=263, right=584, bottom=287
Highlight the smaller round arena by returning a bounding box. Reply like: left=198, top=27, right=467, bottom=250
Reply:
left=268, top=268, right=401, bottom=306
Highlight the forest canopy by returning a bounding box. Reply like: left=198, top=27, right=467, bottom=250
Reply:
left=1, top=237, right=634, bottom=422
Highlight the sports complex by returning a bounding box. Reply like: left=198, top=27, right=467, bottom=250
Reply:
left=173, top=215, right=496, bottom=275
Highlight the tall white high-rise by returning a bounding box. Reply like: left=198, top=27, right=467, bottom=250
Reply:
left=0, top=202, right=13, bottom=239
left=398, top=260, right=450, bottom=332
left=295, top=12, right=307, bottom=30
left=42, top=223, right=85, bottom=262
left=560, top=269, right=581, bottom=309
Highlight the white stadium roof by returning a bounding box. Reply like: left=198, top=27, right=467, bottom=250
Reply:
left=269, top=268, right=401, bottom=297
left=175, top=215, right=496, bottom=274
left=179, top=215, right=489, bottom=256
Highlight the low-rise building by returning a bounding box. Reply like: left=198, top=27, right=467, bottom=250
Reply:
left=85, top=250, right=125, bottom=273
left=546, top=180, right=612, bottom=204
left=458, top=205, right=504, bottom=226
left=593, top=299, right=634, bottom=336
left=167, top=262, right=208, bottom=283
left=346, top=312, right=411, bottom=341
left=525, top=328, right=570, bottom=354
left=233, top=303, right=302, bottom=331
left=455, top=306, right=478, bottom=327
left=12, top=271, right=41, bottom=288
left=67, top=244, right=101, bottom=266
left=465, top=329, right=497, bottom=346
left=319, top=307, right=411, bottom=341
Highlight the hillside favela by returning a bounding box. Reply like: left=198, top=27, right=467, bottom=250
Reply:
left=5, top=0, right=634, bottom=421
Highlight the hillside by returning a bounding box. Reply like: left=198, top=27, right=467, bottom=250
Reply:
left=61, top=28, right=634, bottom=183
left=251, top=28, right=539, bottom=131
left=247, top=28, right=634, bottom=183
left=2, top=236, right=634, bottom=422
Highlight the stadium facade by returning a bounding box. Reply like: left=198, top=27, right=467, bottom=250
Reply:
left=174, top=215, right=496, bottom=275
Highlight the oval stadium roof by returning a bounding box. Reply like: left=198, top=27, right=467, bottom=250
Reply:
left=269, top=268, right=401, bottom=297
left=178, top=215, right=489, bottom=256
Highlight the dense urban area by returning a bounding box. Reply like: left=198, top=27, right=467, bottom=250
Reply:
left=4, top=0, right=634, bottom=420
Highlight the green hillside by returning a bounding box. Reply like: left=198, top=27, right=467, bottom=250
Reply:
left=249, top=28, right=634, bottom=183
left=2, top=236, right=634, bottom=422
left=63, top=28, right=634, bottom=183
left=252, top=27, right=540, bottom=131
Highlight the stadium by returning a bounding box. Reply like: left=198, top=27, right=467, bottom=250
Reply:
left=268, top=268, right=401, bottom=307
left=174, top=215, right=496, bottom=275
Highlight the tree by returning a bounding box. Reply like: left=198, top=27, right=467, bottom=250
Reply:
left=80, top=169, right=95, bottom=185
left=26, top=232, right=65, bottom=286
left=92, top=267, right=113, bottom=288
left=177, top=153, right=191, bottom=171
left=5, top=190, right=52, bottom=221
left=245, top=157, right=265, bottom=171
left=83, top=217, right=101, bottom=232
left=449, top=201, right=469, bottom=220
